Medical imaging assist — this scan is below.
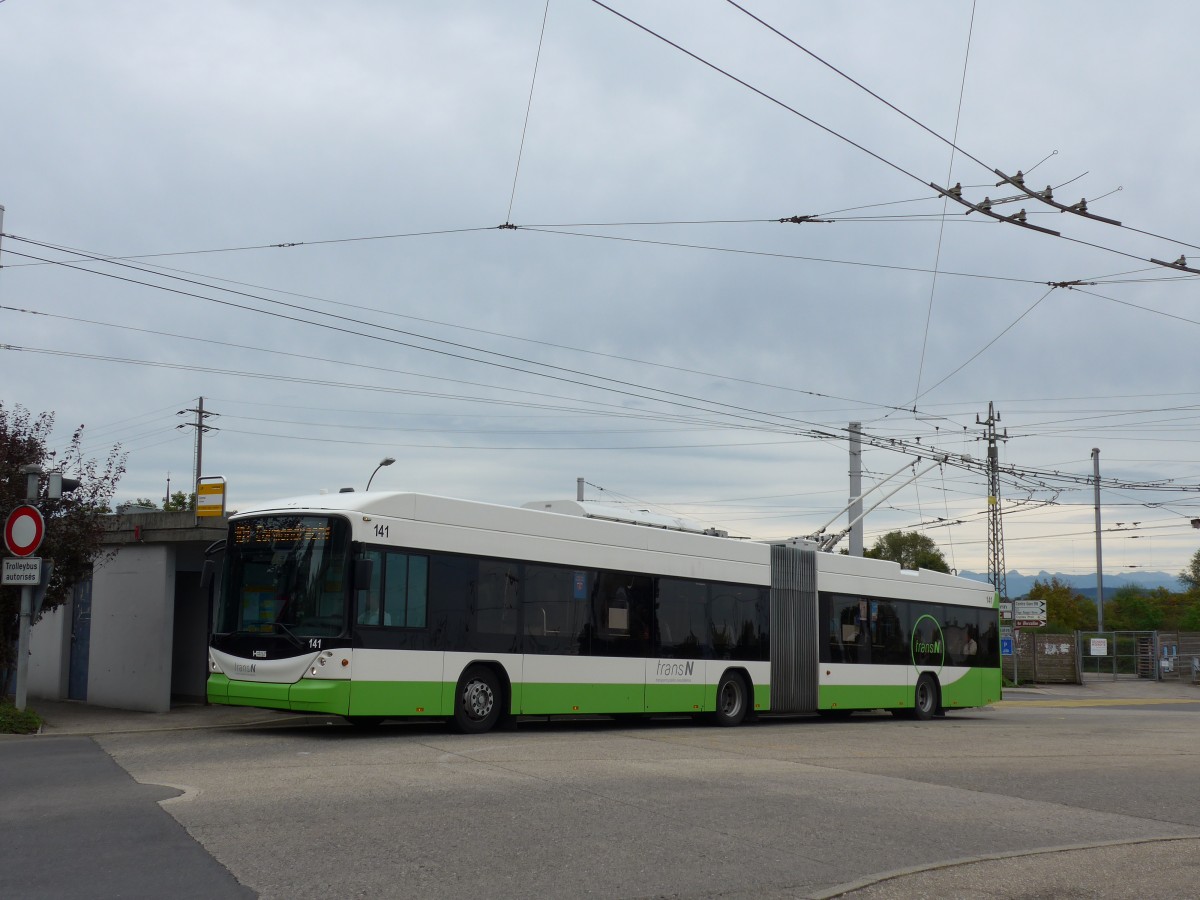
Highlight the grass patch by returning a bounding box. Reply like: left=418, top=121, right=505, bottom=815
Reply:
left=0, top=697, right=43, bottom=734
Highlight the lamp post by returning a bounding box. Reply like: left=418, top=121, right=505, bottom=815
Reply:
left=366, top=457, right=395, bottom=491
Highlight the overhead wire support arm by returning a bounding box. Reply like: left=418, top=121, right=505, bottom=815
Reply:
left=993, top=168, right=1122, bottom=226
left=778, top=214, right=832, bottom=224
left=930, top=182, right=1061, bottom=237
left=1149, top=255, right=1200, bottom=276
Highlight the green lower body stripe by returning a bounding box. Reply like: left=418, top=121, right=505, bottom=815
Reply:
left=208, top=675, right=774, bottom=718
left=209, top=671, right=992, bottom=718
left=819, top=669, right=1002, bottom=711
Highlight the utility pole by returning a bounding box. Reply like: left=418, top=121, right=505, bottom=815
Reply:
left=177, top=397, right=219, bottom=499
left=848, top=422, right=863, bottom=556
left=1092, top=448, right=1105, bottom=632
left=978, top=402, right=1014, bottom=681
left=978, top=402, right=1008, bottom=603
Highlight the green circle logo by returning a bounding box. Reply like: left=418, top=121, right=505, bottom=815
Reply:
left=910, top=614, right=945, bottom=673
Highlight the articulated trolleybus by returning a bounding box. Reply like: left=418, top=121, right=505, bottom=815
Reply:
left=208, top=492, right=1001, bottom=732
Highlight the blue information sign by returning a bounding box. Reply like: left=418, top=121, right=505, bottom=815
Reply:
left=1000, top=637, right=1014, bottom=656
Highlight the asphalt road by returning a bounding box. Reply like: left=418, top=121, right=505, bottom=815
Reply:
left=4, top=681, right=1199, bottom=899
left=0, top=735, right=252, bottom=900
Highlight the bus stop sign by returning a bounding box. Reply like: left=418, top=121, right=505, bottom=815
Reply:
left=4, top=505, right=45, bottom=557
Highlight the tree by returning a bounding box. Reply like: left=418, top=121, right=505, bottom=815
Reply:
left=163, top=490, right=196, bottom=512
left=1178, top=547, right=1200, bottom=592
left=1103, top=585, right=1165, bottom=632
left=125, top=492, right=195, bottom=512
left=863, top=531, right=950, bottom=573
left=1, top=404, right=126, bottom=676
left=1027, top=577, right=1095, bottom=631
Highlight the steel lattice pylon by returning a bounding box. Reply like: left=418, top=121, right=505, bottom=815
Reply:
left=978, top=402, right=1008, bottom=603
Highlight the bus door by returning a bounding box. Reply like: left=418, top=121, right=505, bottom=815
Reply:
left=645, top=579, right=707, bottom=713
left=588, top=573, right=652, bottom=714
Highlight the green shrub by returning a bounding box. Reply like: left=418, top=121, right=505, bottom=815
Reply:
left=0, top=698, right=43, bottom=734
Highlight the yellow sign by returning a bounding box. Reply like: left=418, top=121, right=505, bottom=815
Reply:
left=196, top=477, right=227, bottom=517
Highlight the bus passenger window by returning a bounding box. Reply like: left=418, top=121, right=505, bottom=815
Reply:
left=475, top=561, right=520, bottom=635
left=709, top=585, right=768, bottom=660
left=591, top=573, right=651, bottom=656
left=523, top=565, right=590, bottom=655
left=356, top=549, right=385, bottom=626
left=384, top=551, right=428, bottom=628
left=357, top=551, right=429, bottom=628
left=656, top=579, right=709, bottom=659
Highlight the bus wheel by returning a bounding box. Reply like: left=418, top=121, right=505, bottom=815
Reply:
left=713, top=671, right=748, bottom=727
left=453, top=665, right=502, bottom=734
left=913, top=675, right=939, bottom=721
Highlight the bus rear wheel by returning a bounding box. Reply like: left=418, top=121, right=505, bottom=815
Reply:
left=453, top=665, right=503, bottom=734
left=712, top=671, right=749, bottom=727
left=913, top=674, right=939, bottom=721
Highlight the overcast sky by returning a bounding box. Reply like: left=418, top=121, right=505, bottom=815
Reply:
left=3, top=1, right=1199, bottom=582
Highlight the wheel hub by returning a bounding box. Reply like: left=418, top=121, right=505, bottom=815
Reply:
left=464, top=680, right=494, bottom=719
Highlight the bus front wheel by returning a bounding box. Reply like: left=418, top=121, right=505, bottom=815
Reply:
left=453, top=665, right=502, bottom=734
left=913, top=674, right=939, bottom=721
left=713, top=671, right=749, bottom=727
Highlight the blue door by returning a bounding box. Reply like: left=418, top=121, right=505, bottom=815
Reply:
left=68, top=580, right=92, bottom=701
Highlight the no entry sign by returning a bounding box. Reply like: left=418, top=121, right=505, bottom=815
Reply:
left=4, top=505, right=45, bottom=557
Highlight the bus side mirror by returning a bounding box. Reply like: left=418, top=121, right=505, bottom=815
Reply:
left=200, top=559, right=216, bottom=590
left=354, top=557, right=374, bottom=591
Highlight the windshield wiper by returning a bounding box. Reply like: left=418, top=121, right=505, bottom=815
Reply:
left=273, top=620, right=305, bottom=649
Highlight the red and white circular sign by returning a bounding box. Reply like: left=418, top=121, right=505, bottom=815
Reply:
left=4, top=505, right=45, bottom=557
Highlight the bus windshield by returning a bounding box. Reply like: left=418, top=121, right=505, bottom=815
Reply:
left=216, top=515, right=351, bottom=639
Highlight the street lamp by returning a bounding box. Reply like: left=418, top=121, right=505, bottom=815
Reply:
left=366, top=456, right=396, bottom=491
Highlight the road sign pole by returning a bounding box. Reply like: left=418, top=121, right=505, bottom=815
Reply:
left=1012, top=628, right=1019, bottom=687
left=15, top=584, right=32, bottom=711
left=7, top=485, right=46, bottom=711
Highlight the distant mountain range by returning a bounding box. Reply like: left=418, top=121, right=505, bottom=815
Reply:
left=957, top=570, right=1182, bottom=599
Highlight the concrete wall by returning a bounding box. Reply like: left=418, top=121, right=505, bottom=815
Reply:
left=27, top=603, right=71, bottom=699
left=87, top=543, right=177, bottom=713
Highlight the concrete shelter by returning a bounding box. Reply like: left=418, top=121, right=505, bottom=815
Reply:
left=22, top=510, right=227, bottom=713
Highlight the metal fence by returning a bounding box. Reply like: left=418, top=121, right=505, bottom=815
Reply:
left=1078, top=631, right=1200, bottom=682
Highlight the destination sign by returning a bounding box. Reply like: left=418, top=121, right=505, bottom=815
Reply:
left=233, top=522, right=331, bottom=546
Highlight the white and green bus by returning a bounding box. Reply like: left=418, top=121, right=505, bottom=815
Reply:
left=207, top=492, right=1001, bottom=732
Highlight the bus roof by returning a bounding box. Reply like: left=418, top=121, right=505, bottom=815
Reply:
left=231, top=491, right=995, bottom=604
